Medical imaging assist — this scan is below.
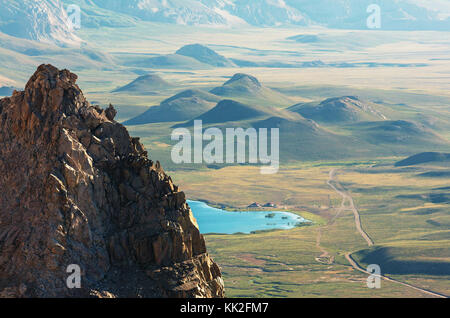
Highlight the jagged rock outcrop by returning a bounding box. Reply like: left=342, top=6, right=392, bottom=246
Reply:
left=0, top=64, right=224, bottom=298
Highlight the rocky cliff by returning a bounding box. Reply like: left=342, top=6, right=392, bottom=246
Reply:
left=0, top=64, right=224, bottom=298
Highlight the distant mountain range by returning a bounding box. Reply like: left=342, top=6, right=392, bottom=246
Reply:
left=1, top=0, right=448, bottom=48
left=84, top=0, right=246, bottom=26
left=285, top=0, right=450, bottom=30
left=66, top=0, right=450, bottom=30
left=0, top=0, right=82, bottom=46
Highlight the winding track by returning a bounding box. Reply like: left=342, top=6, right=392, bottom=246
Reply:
left=315, top=182, right=346, bottom=264
left=322, top=169, right=447, bottom=298
left=327, top=169, right=374, bottom=247
left=345, top=253, right=447, bottom=298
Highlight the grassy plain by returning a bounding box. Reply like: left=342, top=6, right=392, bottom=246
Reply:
left=2, top=20, right=449, bottom=298
left=168, top=161, right=449, bottom=297
left=116, top=24, right=449, bottom=296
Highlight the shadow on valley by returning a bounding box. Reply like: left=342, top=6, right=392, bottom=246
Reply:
left=396, top=192, right=450, bottom=204
left=354, top=247, right=450, bottom=276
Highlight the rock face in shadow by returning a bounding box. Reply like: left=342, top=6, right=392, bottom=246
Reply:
left=0, top=64, right=224, bottom=298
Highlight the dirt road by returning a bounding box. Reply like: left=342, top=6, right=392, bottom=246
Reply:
left=315, top=181, right=347, bottom=264
left=345, top=253, right=447, bottom=298
left=325, top=169, right=446, bottom=298
left=327, top=169, right=374, bottom=247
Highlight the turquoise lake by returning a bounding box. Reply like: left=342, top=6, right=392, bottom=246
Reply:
left=188, top=200, right=308, bottom=234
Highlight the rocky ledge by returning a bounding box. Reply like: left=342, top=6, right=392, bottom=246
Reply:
left=0, top=64, right=224, bottom=298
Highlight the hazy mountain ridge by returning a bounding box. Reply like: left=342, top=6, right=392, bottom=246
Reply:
left=74, top=0, right=312, bottom=27
left=87, top=0, right=243, bottom=25
left=2, top=0, right=448, bottom=52
left=65, top=0, right=450, bottom=30
left=0, top=0, right=82, bottom=46
left=285, top=0, right=450, bottom=30
left=224, top=0, right=310, bottom=27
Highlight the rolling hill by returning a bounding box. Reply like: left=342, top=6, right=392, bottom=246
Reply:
left=176, top=44, right=236, bottom=67
left=0, top=31, right=117, bottom=81
left=112, top=74, right=173, bottom=94
left=254, top=116, right=450, bottom=161
left=124, top=89, right=220, bottom=125
left=395, top=152, right=450, bottom=167
left=178, top=99, right=267, bottom=127
left=123, top=44, right=235, bottom=70
left=176, top=99, right=300, bottom=127
left=251, top=116, right=361, bottom=161
left=174, top=100, right=361, bottom=162
left=288, top=96, right=387, bottom=124
left=347, top=120, right=449, bottom=155
left=353, top=246, right=450, bottom=276
left=210, top=73, right=293, bottom=107
left=124, top=53, right=212, bottom=70
left=169, top=92, right=450, bottom=161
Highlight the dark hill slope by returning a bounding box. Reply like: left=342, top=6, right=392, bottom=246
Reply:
left=210, top=73, right=292, bottom=107
left=252, top=116, right=360, bottom=161
left=178, top=99, right=267, bottom=127
left=176, top=44, right=235, bottom=67
left=395, top=152, right=450, bottom=167
left=176, top=99, right=300, bottom=127
left=289, top=96, right=387, bottom=123
left=124, top=89, right=220, bottom=125
left=112, top=74, right=173, bottom=94
left=343, top=120, right=450, bottom=156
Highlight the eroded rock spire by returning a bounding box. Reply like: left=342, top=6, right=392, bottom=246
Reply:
left=0, top=64, right=224, bottom=298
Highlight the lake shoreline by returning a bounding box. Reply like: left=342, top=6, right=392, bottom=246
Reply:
left=188, top=198, right=297, bottom=213
left=187, top=200, right=311, bottom=235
